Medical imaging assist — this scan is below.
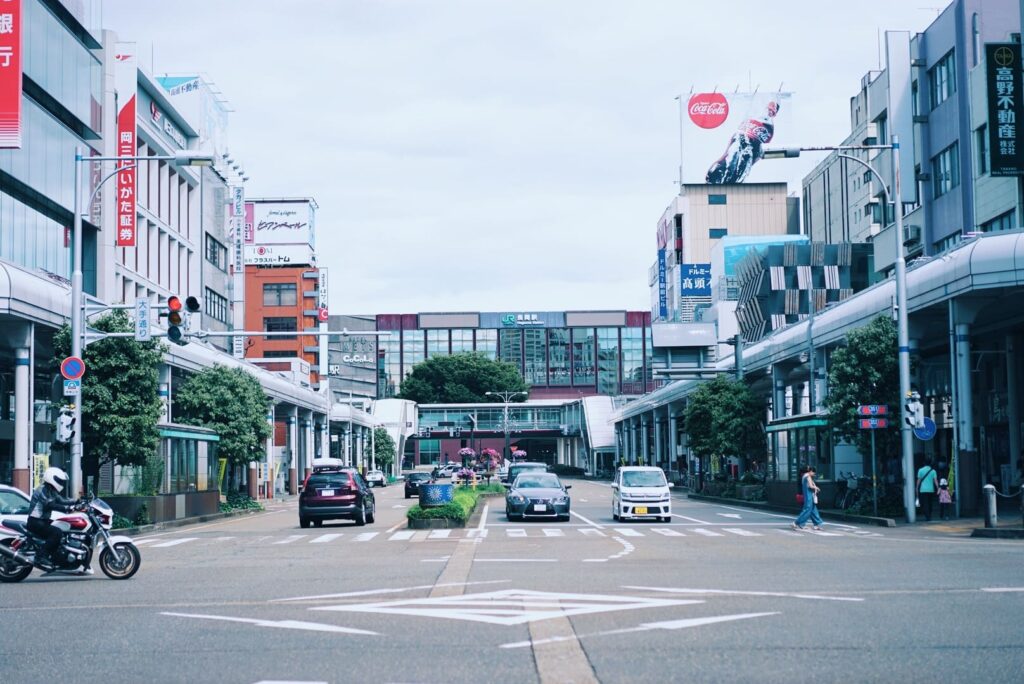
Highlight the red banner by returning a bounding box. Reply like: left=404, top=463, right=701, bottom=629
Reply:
left=0, top=0, right=22, bottom=148
left=114, top=44, right=137, bottom=246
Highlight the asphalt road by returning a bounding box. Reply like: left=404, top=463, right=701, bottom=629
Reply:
left=1, top=479, right=1022, bottom=684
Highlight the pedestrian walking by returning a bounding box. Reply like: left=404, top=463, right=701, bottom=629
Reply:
left=916, top=459, right=939, bottom=522
left=937, top=478, right=952, bottom=520
left=793, top=465, right=824, bottom=531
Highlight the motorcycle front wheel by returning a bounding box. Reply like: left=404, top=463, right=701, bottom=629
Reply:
left=0, top=539, right=33, bottom=583
left=98, top=542, right=141, bottom=580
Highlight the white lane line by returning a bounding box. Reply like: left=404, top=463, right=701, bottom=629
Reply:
left=570, top=511, right=605, bottom=529
left=673, top=514, right=711, bottom=524
left=614, top=528, right=644, bottom=537
left=704, top=501, right=860, bottom=530
left=579, top=528, right=606, bottom=538
left=507, top=528, right=527, bottom=538
left=352, top=532, right=378, bottom=542
left=273, top=535, right=307, bottom=545
left=722, top=528, right=761, bottom=537
left=981, top=587, right=1024, bottom=592
left=474, top=558, right=558, bottom=563
left=130, top=538, right=161, bottom=545
left=150, top=537, right=198, bottom=548
left=309, top=534, right=343, bottom=544
left=391, top=504, right=407, bottom=509
left=466, top=528, right=489, bottom=538
left=579, top=498, right=589, bottom=502
left=273, top=580, right=510, bottom=602
left=389, top=530, right=416, bottom=541
left=542, top=528, right=565, bottom=537
left=691, top=528, right=723, bottom=537
left=478, top=504, right=489, bottom=532
left=651, top=528, right=685, bottom=537
left=623, top=586, right=865, bottom=602
left=428, top=530, right=451, bottom=539
left=161, top=612, right=377, bottom=635
left=385, top=519, right=405, bottom=533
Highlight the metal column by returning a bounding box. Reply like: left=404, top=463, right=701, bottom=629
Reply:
left=13, top=347, right=31, bottom=493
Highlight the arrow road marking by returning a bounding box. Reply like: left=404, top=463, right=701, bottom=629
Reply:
left=161, top=612, right=377, bottom=635
left=273, top=580, right=510, bottom=603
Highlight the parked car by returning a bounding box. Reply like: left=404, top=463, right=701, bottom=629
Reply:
left=505, top=472, right=571, bottom=521
left=299, top=467, right=375, bottom=528
left=0, top=484, right=68, bottom=538
left=365, top=470, right=387, bottom=487
left=435, top=464, right=457, bottom=479
left=505, top=461, right=548, bottom=485
left=404, top=472, right=432, bottom=499
left=611, top=466, right=673, bottom=522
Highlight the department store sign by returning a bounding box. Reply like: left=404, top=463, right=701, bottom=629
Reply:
left=987, top=43, right=1024, bottom=176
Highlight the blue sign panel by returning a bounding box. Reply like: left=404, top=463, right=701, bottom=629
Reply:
left=657, top=249, right=667, bottom=319
left=913, top=417, right=937, bottom=441
left=680, top=263, right=712, bottom=297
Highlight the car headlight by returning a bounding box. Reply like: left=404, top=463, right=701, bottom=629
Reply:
left=554, top=496, right=569, bottom=504
left=509, top=495, right=527, bottom=504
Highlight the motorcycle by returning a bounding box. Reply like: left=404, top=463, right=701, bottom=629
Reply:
left=0, top=493, right=141, bottom=582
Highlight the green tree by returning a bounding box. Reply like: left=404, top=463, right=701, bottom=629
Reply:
left=397, top=352, right=528, bottom=404
left=824, top=315, right=901, bottom=460
left=173, top=365, right=272, bottom=489
left=54, top=310, right=164, bottom=494
left=683, top=375, right=765, bottom=471
left=371, top=427, right=396, bottom=470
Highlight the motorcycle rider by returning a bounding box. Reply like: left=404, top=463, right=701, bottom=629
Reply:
left=27, top=467, right=80, bottom=567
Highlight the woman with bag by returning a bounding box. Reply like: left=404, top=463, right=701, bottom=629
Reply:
left=793, top=465, right=824, bottom=531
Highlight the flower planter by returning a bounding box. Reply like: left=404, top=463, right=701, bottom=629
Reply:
left=418, top=483, right=454, bottom=508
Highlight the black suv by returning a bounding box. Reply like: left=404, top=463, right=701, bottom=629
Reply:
left=404, top=471, right=433, bottom=499
left=299, top=467, right=375, bottom=528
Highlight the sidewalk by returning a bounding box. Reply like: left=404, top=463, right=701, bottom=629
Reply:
left=114, top=495, right=297, bottom=536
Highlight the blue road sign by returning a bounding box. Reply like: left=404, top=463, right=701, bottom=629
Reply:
left=63, top=379, right=80, bottom=396
left=913, top=416, right=937, bottom=441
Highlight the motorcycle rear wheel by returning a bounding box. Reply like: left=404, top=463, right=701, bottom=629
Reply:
left=99, top=542, right=141, bottom=580
left=0, top=539, right=33, bottom=583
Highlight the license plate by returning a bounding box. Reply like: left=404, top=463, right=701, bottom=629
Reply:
left=635, top=506, right=648, bottom=515
left=534, top=504, right=547, bottom=512
left=321, top=489, right=335, bottom=496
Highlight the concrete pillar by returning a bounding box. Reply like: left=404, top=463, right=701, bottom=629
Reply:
left=955, top=323, right=977, bottom=512
left=614, top=424, right=621, bottom=466
left=13, top=347, right=31, bottom=493
left=1006, top=334, right=1020, bottom=495
left=556, top=437, right=565, bottom=465
left=303, top=412, right=314, bottom=482
left=248, top=462, right=258, bottom=499
left=266, top=406, right=276, bottom=496
left=159, top=364, right=172, bottom=423
left=668, top=404, right=678, bottom=474
left=288, top=408, right=298, bottom=495
left=640, top=413, right=650, bottom=466
left=653, top=408, right=663, bottom=472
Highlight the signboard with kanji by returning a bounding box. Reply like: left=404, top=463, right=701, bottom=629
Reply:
left=0, top=0, right=22, bottom=148
left=987, top=43, right=1024, bottom=177
left=680, top=263, right=712, bottom=297
left=858, top=418, right=888, bottom=430
left=856, top=405, right=888, bottom=416
left=114, top=43, right=138, bottom=246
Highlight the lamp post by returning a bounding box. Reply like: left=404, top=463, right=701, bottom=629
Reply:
left=69, top=147, right=214, bottom=497
left=485, top=390, right=527, bottom=463
left=763, top=137, right=915, bottom=522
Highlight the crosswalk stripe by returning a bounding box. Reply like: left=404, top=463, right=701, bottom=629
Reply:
left=309, top=534, right=343, bottom=544
left=614, top=528, right=644, bottom=537
left=774, top=529, right=804, bottom=537
left=542, top=528, right=564, bottom=537
left=273, top=535, right=307, bottom=545
left=507, top=528, right=527, bottom=538
left=580, top=528, right=606, bottom=537
left=428, top=530, right=451, bottom=539
left=811, top=530, right=842, bottom=536
left=651, top=528, right=685, bottom=537
left=691, top=528, right=723, bottom=537
left=723, top=528, right=762, bottom=537
left=150, top=537, right=197, bottom=548
left=353, top=532, right=378, bottom=542
left=389, top=531, right=416, bottom=541
left=466, top=529, right=488, bottom=538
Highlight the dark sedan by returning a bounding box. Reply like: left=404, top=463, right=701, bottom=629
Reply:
left=404, top=471, right=433, bottom=499
left=299, top=467, right=375, bottom=528
left=504, top=472, right=571, bottom=521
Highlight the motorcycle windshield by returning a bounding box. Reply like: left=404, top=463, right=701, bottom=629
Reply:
left=91, top=498, right=114, bottom=516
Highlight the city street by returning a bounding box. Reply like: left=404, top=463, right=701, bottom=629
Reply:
left=1, top=479, right=1021, bottom=684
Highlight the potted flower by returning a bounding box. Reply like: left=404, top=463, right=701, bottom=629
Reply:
left=456, top=467, right=477, bottom=487
left=458, top=447, right=476, bottom=468
left=480, top=448, right=501, bottom=471
left=512, top=449, right=527, bottom=462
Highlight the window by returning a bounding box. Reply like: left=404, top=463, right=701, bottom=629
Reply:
left=475, top=329, right=497, bottom=359
left=911, top=80, right=919, bottom=117
left=499, top=329, right=523, bottom=374
left=426, top=329, right=449, bottom=359
left=981, top=210, right=1016, bottom=233
left=873, top=112, right=887, bottom=145
left=596, top=328, right=620, bottom=395
left=929, top=50, right=956, bottom=109
left=547, top=328, right=571, bottom=386
left=263, top=282, right=297, bottom=306
left=708, top=194, right=727, bottom=205
left=932, top=143, right=960, bottom=197
left=523, top=329, right=547, bottom=386
left=571, top=328, right=596, bottom=385
left=204, top=235, right=227, bottom=271
left=709, top=227, right=728, bottom=239
left=863, top=171, right=872, bottom=184
left=264, top=316, right=297, bottom=340
left=263, top=350, right=297, bottom=359
left=976, top=124, right=989, bottom=176
left=205, top=288, right=228, bottom=323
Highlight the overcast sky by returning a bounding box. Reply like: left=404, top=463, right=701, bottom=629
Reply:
left=103, top=0, right=941, bottom=315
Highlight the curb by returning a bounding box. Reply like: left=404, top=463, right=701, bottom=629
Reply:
left=684, top=492, right=897, bottom=528
left=113, top=506, right=268, bottom=536
left=970, top=527, right=1024, bottom=539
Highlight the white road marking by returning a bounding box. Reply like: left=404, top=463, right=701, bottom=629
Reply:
left=478, top=504, right=489, bottom=532
left=542, top=528, right=565, bottom=537
left=474, top=558, right=558, bottom=562
left=273, top=535, right=307, bottom=545
left=389, top=531, right=416, bottom=541
left=507, top=528, right=527, bottom=538
left=774, top=529, right=804, bottom=537
left=309, top=534, right=343, bottom=544
left=691, top=528, right=723, bottom=537
left=150, top=537, right=198, bottom=548
left=809, top=530, right=842, bottom=537
left=981, top=587, right=1024, bottom=592
left=722, top=528, right=761, bottom=537
left=352, top=532, right=378, bottom=542
left=614, top=528, right=644, bottom=537
left=466, top=528, right=489, bottom=538
left=391, top=504, right=407, bottom=509
left=385, top=519, right=405, bottom=533
left=623, top=586, right=865, bottom=602
left=501, top=612, right=778, bottom=649
left=421, top=556, right=450, bottom=563
left=129, top=538, right=160, bottom=545
left=580, top=528, right=606, bottom=538
left=273, top=580, right=510, bottom=603
left=717, top=513, right=742, bottom=519
left=428, top=530, right=451, bottom=539
left=703, top=501, right=860, bottom=530
left=161, top=612, right=377, bottom=635
left=570, top=511, right=604, bottom=529
left=579, top=498, right=589, bottom=503
left=651, top=528, right=684, bottom=537
left=255, top=680, right=328, bottom=684
left=673, top=514, right=711, bottom=524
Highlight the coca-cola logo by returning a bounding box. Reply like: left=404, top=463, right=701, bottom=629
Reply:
left=688, top=93, right=729, bottom=129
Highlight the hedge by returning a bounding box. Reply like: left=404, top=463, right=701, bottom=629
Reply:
left=407, top=490, right=478, bottom=523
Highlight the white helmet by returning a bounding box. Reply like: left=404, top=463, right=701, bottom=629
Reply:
left=43, top=467, right=69, bottom=491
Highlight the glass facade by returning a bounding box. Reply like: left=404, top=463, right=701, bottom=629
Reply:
left=621, top=327, right=645, bottom=391
left=597, top=328, right=620, bottom=394
left=451, top=329, right=474, bottom=354
left=379, top=335, right=400, bottom=397
left=548, top=328, right=571, bottom=386
left=426, top=329, right=448, bottom=359
left=572, top=328, right=596, bottom=385
left=524, top=329, right=547, bottom=386
left=499, top=329, right=523, bottom=371
left=402, top=330, right=425, bottom=380
left=476, top=329, right=497, bottom=359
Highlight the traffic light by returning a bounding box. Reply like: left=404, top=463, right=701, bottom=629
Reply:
left=904, top=391, right=925, bottom=429
left=163, top=295, right=201, bottom=345
left=56, top=404, right=76, bottom=443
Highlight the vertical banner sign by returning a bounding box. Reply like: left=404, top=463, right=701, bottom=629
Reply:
left=318, top=268, right=329, bottom=391
left=231, top=186, right=246, bottom=358
left=114, top=43, right=138, bottom=246
left=680, top=263, right=712, bottom=297
left=657, top=249, right=667, bottom=319
left=987, top=43, right=1024, bottom=177
left=0, top=0, right=22, bottom=148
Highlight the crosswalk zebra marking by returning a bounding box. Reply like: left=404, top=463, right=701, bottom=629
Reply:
left=580, top=528, right=606, bottom=538
left=428, top=530, right=451, bottom=539
left=310, top=533, right=344, bottom=544
left=150, top=537, right=198, bottom=548
left=507, top=528, right=527, bottom=538
left=542, top=528, right=565, bottom=537
left=723, top=528, right=762, bottom=537
left=353, top=532, right=378, bottom=542
left=614, top=528, right=644, bottom=537
left=389, top=531, right=416, bottom=541
left=466, top=529, right=489, bottom=538
left=651, top=528, right=685, bottom=537
left=273, top=535, right=307, bottom=545
left=691, top=528, right=723, bottom=537
left=774, top=529, right=804, bottom=537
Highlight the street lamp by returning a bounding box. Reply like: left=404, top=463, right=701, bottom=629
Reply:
left=485, top=390, right=527, bottom=463
left=69, top=147, right=215, bottom=497
left=763, top=137, right=915, bottom=522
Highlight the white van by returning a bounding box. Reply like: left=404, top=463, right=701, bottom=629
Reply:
left=611, top=466, right=673, bottom=522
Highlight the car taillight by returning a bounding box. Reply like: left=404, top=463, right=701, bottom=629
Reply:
left=59, top=516, right=88, bottom=529
left=338, top=495, right=356, bottom=501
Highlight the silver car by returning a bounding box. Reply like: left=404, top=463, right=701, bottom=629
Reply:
left=504, top=473, right=571, bottom=521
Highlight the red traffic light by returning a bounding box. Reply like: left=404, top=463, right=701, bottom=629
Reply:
left=167, top=296, right=183, bottom=312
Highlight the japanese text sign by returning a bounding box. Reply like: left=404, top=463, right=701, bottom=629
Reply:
left=987, top=43, right=1024, bottom=177
left=680, top=263, right=712, bottom=297
left=0, top=0, right=21, bottom=148
left=114, top=43, right=137, bottom=246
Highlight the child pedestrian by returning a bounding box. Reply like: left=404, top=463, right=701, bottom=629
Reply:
left=938, top=478, right=952, bottom=520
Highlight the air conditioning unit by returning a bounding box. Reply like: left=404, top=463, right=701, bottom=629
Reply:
left=903, top=224, right=921, bottom=245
